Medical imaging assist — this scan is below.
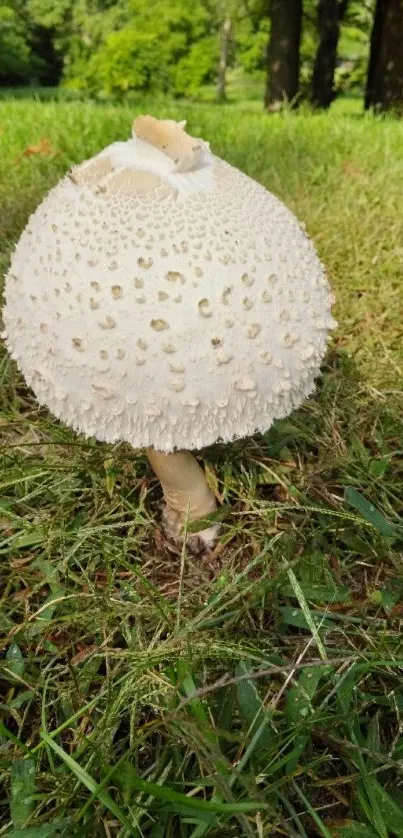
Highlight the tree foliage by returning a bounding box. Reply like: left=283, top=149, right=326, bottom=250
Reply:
left=78, top=0, right=218, bottom=97
left=0, top=5, right=34, bottom=83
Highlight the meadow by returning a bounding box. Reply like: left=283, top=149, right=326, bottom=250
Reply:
left=0, top=94, right=403, bottom=837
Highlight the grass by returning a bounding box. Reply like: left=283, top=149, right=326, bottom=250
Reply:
left=0, top=86, right=85, bottom=102
left=0, top=77, right=364, bottom=115
left=0, top=95, right=403, bottom=837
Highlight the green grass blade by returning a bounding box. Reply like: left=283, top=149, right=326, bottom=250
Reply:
left=292, top=782, right=332, bottom=838
left=235, top=660, right=273, bottom=750
left=277, top=790, right=309, bottom=838
left=286, top=568, right=327, bottom=659
left=355, top=774, right=388, bottom=838
left=344, top=487, right=396, bottom=537
left=10, top=758, right=36, bottom=828
left=40, top=732, right=138, bottom=835
left=334, top=825, right=379, bottom=838
left=0, top=721, right=33, bottom=755
left=125, top=773, right=267, bottom=814
left=286, top=665, right=330, bottom=724
left=5, top=642, right=25, bottom=678
left=42, top=730, right=266, bottom=817
left=371, top=779, right=403, bottom=836
left=7, top=825, right=67, bottom=838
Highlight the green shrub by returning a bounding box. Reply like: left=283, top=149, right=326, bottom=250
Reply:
left=87, top=27, right=170, bottom=97
left=174, top=35, right=219, bottom=97
left=64, top=0, right=218, bottom=98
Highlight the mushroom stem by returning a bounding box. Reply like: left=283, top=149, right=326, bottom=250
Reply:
left=146, top=448, right=219, bottom=550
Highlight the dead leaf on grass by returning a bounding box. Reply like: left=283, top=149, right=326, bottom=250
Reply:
left=9, top=555, right=35, bottom=569
left=341, top=160, right=364, bottom=178
left=15, top=137, right=60, bottom=163
left=11, top=587, right=32, bottom=603
left=71, top=645, right=98, bottom=666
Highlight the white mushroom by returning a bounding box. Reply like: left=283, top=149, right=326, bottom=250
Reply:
left=2, top=115, right=336, bottom=551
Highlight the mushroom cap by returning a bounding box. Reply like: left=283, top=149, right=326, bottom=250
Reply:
left=2, top=116, right=336, bottom=453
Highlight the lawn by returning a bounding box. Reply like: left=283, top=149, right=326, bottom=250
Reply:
left=0, top=96, right=403, bottom=838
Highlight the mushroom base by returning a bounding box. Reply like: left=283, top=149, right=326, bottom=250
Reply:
left=146, top=448, right=220, bottom=552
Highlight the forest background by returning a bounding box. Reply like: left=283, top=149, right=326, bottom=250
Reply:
left=1, top=0, right=402, bottom=114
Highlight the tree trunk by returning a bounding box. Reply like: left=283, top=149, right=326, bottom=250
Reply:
left=365, top=0, right=403, bottom=113
left=311, top=0, right=349, bottom=108
left=218, top=17, right=232, bottom=101
left=265, top=0, right=303, bottom=111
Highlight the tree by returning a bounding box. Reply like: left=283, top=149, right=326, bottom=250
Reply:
left=215, top=1, right=250, bottom=101
left=264, top=0, right=303, bottom=110
left=218, top=16, right=232, bottom=100
left=311, top=0, right=349, bottom=108
left=365, top=0, right=403, bottom=113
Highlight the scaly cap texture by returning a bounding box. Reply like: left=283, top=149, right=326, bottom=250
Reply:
left=2, top=116, right=336, bottom=452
